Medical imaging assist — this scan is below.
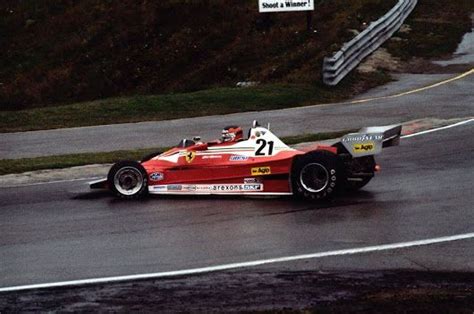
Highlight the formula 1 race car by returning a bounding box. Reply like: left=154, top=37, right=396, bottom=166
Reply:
left=90, top=121, right=401, bottom=200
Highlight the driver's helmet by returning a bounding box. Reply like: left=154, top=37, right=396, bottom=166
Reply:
left=222, top=126, right=243, bottom=142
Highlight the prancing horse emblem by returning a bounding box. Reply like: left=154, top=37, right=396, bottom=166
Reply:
left=185, top=151, right=196, bottom=163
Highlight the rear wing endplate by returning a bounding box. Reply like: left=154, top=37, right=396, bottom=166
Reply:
left=337, top=124, right=402, bottom=157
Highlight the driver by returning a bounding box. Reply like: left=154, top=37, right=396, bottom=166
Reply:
left=221, top=126, right=243, bottom=142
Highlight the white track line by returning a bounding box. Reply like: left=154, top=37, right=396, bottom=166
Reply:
left=401, top=118, right=474, bottom=139
left=1, top=232, right=473, bottom=293
left=2, top=177, right=100, bottom=188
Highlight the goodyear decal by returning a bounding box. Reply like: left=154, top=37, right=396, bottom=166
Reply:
left=185, top=151, right=196, bottom=163
left=251, top=166, right=271, bottom=176
left=353, top=142, right=375, bottom=153
left=342, top=135, right=383, bottom=142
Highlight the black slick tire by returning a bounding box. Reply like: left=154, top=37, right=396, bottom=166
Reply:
left=107, top=160, right=148, bottom=199
left=291, top=150, right=339, bottom=201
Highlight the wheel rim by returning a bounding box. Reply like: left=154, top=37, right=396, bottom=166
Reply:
left=299, top=163, right=330, bottom=193
left=114, top=167, right=144, bottom=196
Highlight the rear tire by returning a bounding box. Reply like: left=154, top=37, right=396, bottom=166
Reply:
left=108, top=160, right=148, bottom=199
left=291, top=151, right=340, bottom=201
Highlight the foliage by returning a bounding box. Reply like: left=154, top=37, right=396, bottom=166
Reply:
left=386, top=0, right=473, bottom=60
left=0, top=71, right=392, bottom=133
left=0, top=0, right=397, bottom=110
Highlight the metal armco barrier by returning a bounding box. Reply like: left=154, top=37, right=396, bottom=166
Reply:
left=322, top=0, right=417, bottom=86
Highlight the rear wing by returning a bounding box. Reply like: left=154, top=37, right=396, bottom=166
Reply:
left=336, top=124, right=402, bottom=157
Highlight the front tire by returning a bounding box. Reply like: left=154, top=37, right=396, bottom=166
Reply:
left=108, top=160, right=148, bottom=199
left=291, top=151, right=340, bottom=201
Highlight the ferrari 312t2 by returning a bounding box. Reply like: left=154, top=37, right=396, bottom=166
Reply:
left=89, top=120, right=401, bottom=201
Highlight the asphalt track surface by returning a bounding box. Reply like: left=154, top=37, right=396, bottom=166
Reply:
left=1, top=71, right=473, bottom=159
left=1, top=122, right=473, bottom=290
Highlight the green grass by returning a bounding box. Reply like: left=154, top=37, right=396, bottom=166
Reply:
left=386, top=0, right=473, bottom=60
left=0, top=0, right=397, bottom=110
left=0, top=130, right=355, bottom=175
left=0, top=147, right=166, bottom=176
left=0, top=75, right=391, bottom=133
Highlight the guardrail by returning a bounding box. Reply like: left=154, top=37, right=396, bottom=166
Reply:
left=322, top=0, right=417, bottom=86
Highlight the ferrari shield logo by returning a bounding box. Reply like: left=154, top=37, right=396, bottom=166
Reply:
left=185, top=151, right=196, bottom=163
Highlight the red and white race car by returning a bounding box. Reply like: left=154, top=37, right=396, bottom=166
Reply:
left=90, top=121, right=401, bottom=200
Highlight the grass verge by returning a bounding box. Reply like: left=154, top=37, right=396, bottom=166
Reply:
left=386, top=0, right=473, bottom=60
left=0, top=130, right=355, bottom=175
left=0, top=72, right=390, bottom=133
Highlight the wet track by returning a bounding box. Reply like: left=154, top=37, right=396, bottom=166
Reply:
left=1, top=122, right=473, bottom=289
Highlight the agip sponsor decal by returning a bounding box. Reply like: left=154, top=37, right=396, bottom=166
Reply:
left=341, top=133, right=382, bottom=156
left=353, top=142, right=375, bottom=153
left=251, top=166, right=271, bottom=176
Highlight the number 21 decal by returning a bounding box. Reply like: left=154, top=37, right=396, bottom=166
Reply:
left=255, top=139, right=274, bottom=156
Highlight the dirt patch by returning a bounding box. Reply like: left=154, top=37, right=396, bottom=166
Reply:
left=1, top=270, right=472, bottom=312
left=399, top=57, right=474, bottom=74
left=357, top=48, right=402, bottom=73
left=401, top=117, right=469, bottom=136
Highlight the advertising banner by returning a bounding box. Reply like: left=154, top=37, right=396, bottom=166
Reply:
left=259, top=0, right=314, bottom=13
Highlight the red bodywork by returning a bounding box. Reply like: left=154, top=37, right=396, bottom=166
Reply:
left=141, top=136, right=337, bottom=195
left=90, top=122, right=401, bottom=197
